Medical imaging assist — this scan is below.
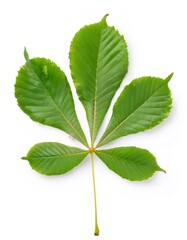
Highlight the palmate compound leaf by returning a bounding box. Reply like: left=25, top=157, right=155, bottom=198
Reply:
left=22, top=142, right=88, bottom=175
left=14, top=15, right=173, bottom=236
left=70, top=15, right=128, bottom=145
left=15, top=49, right=88, bottom=147
left=97, top=74, right=173, bottom=147
left=96, top=147, right=165, bottom=181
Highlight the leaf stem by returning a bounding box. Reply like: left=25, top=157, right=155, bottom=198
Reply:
left=91, top=152, right=99, bottom=236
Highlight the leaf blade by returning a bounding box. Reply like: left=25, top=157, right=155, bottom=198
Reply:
left=70, top=16, right=128, bottom=144
left=96, top=147, right=164, bottom=181
left=23, top=142, right=88, bottom=175
left=97, top=75, right=172, bottom=147
left=15, top=50, right=88, bottom=147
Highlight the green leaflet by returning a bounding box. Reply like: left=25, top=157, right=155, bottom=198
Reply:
left=96, top=147, right=165, bottom=181
left=15, top=49, right=88, bottom=147
left=97, top=74, right=172, bottom=147
left=22, top=142, right=88, bottom=175
left=70, top=15, right=128, bottom=145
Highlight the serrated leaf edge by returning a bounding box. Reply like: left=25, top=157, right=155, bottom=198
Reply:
left=96, top=147, right=165, bottom=181
left=97, top=74, right=173, bottom=147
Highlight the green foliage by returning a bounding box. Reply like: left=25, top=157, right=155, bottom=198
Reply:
left=15, top=50, right=88, bottom=147
left=22, top=142, right=88, bottom=175
left=97, top=74, right=172, bottom=147
left=96, top=147, right=165, bottom=181
left=15, top=15, right=172, bottom=235
left=70, top=15, right=128, bottom=144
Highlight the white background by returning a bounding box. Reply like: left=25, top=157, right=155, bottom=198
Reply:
left=0, top=0, right=186, bottom=239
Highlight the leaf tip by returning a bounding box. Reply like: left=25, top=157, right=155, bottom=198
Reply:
left=159, top=167, right=166, bottom=173
left=165, top=72, right=174, bottom=82
left=21, top=156, right=27, bottom=160
left=24, top=47, right=29, bottom=61
left=101, top=14, right=109, bottom=25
